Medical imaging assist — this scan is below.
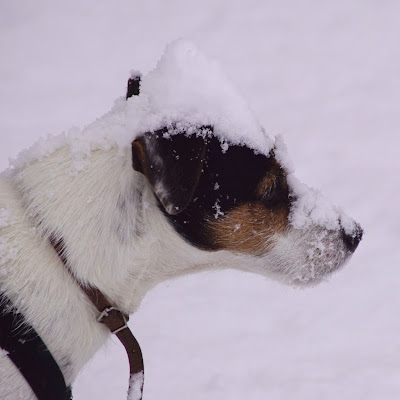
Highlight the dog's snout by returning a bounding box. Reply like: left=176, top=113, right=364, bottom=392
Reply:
left=341, top=223, right=363, bottom=253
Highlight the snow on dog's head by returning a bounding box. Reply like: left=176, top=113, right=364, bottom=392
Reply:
left=129, top=39, right=363, bottom=286
left=132, top=39, right=274, bottom=155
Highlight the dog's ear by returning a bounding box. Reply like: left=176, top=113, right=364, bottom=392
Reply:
left=132, top=127, right=210, bottom=215
left=126, top=73, right=141, bottom=99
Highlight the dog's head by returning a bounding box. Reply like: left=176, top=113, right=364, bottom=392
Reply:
left=130, top=120, right=362, bottom=286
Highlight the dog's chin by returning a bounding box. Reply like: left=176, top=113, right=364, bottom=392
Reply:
left=289, top=254, right=353, bottom=288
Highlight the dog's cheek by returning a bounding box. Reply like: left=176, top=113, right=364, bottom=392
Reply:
left=207, top=202, right=289, bottom=256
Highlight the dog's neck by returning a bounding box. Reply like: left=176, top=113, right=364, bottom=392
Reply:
left=14, top=144, right=214, bottom=309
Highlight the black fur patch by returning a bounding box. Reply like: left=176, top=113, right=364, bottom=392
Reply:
left=158, top=136, right=290, bottom=250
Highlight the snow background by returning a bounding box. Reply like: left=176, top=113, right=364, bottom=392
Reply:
left=1, top=1, right=399, bottom=399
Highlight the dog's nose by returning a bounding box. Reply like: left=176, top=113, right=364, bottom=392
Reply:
left=341, top=223, right=363, bottom=253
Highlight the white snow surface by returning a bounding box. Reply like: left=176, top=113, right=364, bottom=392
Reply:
left=1, top=1, right=400, bottom=399
left=128, top=371, right=144, bottom=400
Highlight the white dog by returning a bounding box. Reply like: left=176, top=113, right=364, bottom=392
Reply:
left=0, top=40, right=362, bottom=399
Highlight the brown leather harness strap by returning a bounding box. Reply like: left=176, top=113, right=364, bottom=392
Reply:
left=50, top=236, right=144, bottom=399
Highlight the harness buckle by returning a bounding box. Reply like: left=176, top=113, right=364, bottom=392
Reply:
left=96, top=306, right=129, bottom=334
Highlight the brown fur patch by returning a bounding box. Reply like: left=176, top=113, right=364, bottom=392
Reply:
left=208, top=201, right=289, bottom=256
left=256, top=174, right=277, bottom=198
left=256, top=160, right=286, bottom=198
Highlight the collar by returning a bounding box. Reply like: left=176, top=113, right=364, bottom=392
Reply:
left=50, top=235, right=145, bottom=400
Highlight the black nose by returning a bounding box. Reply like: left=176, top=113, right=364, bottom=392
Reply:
left=341, top=223, right=363, bottom=253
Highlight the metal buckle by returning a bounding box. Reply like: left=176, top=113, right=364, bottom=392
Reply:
left=96, top=306, right=128, bottom=334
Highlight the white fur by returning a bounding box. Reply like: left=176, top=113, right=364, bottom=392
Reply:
left=0, top=143, right=356, bottom=399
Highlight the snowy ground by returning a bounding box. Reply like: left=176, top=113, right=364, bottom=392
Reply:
left=1, top=1, right=400, bottom=399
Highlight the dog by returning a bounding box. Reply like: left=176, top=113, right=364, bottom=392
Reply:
left=0, top=42, right=362, bottom=399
